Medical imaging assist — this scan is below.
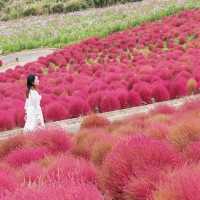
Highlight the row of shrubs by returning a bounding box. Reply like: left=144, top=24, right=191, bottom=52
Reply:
left=0, top=0, right=142, bottom=21
left=1, top=99, right=200, bottom=199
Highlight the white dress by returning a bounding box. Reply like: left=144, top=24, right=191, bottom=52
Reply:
left=23, top=89, right=45, bottom=133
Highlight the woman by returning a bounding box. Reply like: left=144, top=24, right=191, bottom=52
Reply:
left=24, top=74, right=45, bottom=133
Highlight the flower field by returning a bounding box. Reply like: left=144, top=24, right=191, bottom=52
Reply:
left=1, top=9, right=200, bottom=132
left=1, top=98, right=200, bottom=199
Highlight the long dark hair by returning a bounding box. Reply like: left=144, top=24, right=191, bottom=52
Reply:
left=26, top=74, right=36, bottom=98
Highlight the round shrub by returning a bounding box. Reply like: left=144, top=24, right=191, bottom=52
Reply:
left=31, top=127, right=72, bottom=154
left=128, top=90, right=142, bottom=107
left=100, top=136, right=180, bottom=199
left=45, top=102, right=68, bottom=121
left=6, top=147, right=49, bottom=167
left=81, top=114, right=110, bottom=129
left=99, top=91, right=121, bottom=112
left=152, top=165, right=200, bottom=200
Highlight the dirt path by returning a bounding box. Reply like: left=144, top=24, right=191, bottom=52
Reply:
left=0, top=48, right=57, bottom=72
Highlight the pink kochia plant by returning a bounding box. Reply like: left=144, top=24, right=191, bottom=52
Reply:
left=151, top=83, right=170, bottom=102
left=0, top=111, right=16, bottom=131
left=0, top=182, right=104, bottom=200
left=44, top=102, right=69, bottom=121
left=30, top=127, right=72, bottom=154
left=6, top=147, right=49, bottom=167
left=99, top=91, right=121, bottom=112
left=45, top=155, right=97, bottom=184
left=19, top=162, right=45, bottom=182
left=0, top=170, right=18, bottom=195
left=152, top=165, right=200, bottom=200
left=100, top=135, right=181, bottom=199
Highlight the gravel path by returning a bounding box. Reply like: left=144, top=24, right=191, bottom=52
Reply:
left=0, top=48, right=57, bottom=72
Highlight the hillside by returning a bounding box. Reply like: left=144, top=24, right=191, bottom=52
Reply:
left=0, top=0, right=142, bottom=21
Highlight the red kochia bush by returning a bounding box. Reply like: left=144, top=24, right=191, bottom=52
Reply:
left=6, top=147, right=49, bottom=167
left=19, top=162, right=45, bottom=182
left=0, top=60, right=3, bottom=66
left=47, top=53, right=67, bottom=66
left=100, top=136, right=180, bottom=199
left=151, top=83, right=170, bottom=102
left=152, top=165, right=200, bottom=200
left=88, top=92, right=101, bottom=111
left=0, top=170, right=18, bottom=195
left=0, top=135, right=27, bottom=158
left=68, top=97, right=90, bottom=118
left=0, top=182, right=104, bottom=200
left=99, top=91, right=121, bottom=112
left=128, top=90, right=142, bottom=107
left=31, top=127, right=72, bottom=154
left=123, top=176, right=155, bottom=200
left=116, top=89, right=129, bottom=109
left=169, top=78, right=187, bottom=98
left=81, top=114, right=110, bottom=129
left=45, top=155, right=97, bottom=184
left=0, top=111, right=16, bottom=131
left=184, top=141, right=200, bottom=163
left=133, top=82, right=152, bottom=103
left=44, top=102, right=69, bottom=121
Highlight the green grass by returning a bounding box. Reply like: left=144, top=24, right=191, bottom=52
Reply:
left=0, top=0, right=142, bottom=21
left=0, top=0, right=200, bottom=54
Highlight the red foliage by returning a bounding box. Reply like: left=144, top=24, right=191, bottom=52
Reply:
left=0, top=111, right=16, bottom=131
left=45, top=155, right=97, bottom=184
left=44, top=102, right=69, bottom=121
left=152, top=83, right=170, bottom=102
left=133, top=82, right=152, bottom=104
left=0, top=135, right=27, bottom=158
left=184, top=141, right=200, bottom=163
left=81, top=114, right=110, bottom=129
left=31, top=127, right=72, bottom=154
left=68, top=97, right=90, bottom=118
left=6, top=147, right=49, bottom=167
left=99, top=91, right=121, bottom=112
left=100, top=136, right=181, bottom=199
left=128, top=90, right=142, bottom=107
left=0, top=182, right=104, bottom=200
left=0, top=170, right=18, bottom=195
left=152, top=165, right=200, bottom=200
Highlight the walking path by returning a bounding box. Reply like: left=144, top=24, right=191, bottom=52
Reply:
left=0, top=48, right=57, bottom=72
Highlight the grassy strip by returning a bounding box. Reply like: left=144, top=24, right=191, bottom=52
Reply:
left=0, top=0, right=200, bottom=54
